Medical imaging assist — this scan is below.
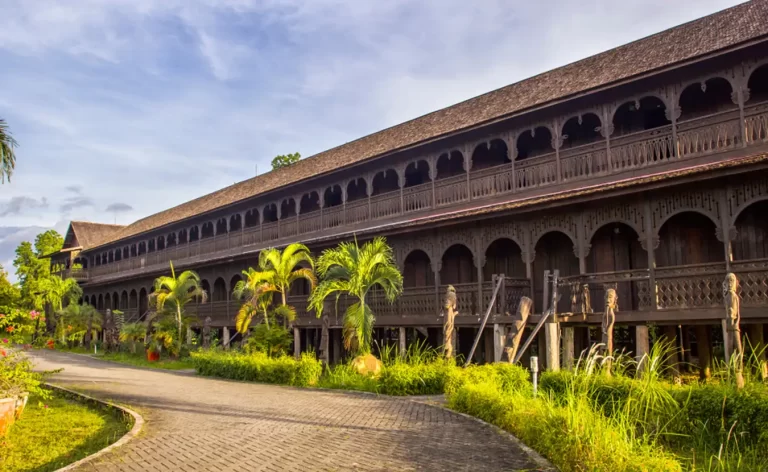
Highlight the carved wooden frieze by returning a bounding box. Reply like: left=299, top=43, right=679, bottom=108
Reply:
left=581, top=204, right=646, bottom=255
left=476, top=221, right=527, bottom=267
left=728, top=175, right=768, bottom=227
left=650, top=189, right=722, bottom=236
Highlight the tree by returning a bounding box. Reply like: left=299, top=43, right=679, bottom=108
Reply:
left=237, top=244, right=316, bottom=328
left=13, top=230, right=64, bottom=309
left=271, top=152, right=300, bottom=170
left=38, top=275, right=83, bottom=337
left=119, top=322, right=147, bottom=354
left=0, top=119, right=18, bottom=184
left=57, top=303, right=101, bottom=346
left=150, top=262, right=207, bottom=354
left=0, top=265, right=20, bottom=311
left=309, top=237, right=402, bottom=354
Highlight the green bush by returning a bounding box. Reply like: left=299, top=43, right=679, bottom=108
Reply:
left=444, top=362, right=530, bottom=397
left=191, top=351, right=322, bottom=387
left=377, top=360, right=456, bottom=396
left=448, top=381, right=681, bottom=472
left=317, top=363, right=380, bottom=393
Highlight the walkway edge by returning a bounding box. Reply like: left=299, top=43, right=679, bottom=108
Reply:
left=46, top=383, right=145, bottom=472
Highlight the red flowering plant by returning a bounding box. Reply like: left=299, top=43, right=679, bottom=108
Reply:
left=0, top=309, right=36, bottom=346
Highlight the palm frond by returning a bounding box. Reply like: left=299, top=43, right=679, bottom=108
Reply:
left=0, top=119, right=18, bottom=184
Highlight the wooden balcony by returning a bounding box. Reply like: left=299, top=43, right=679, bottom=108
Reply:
left=80, top=104, right=768, bottom=284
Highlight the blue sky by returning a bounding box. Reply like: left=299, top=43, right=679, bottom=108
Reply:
left=0, top=0, right=742, bottom=279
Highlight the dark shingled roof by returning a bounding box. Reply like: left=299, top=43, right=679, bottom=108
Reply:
left=70, top=221, right=125, bottom=250
left=88, top=0, right=768, bottom=250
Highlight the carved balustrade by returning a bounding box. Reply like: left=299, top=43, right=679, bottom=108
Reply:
left=515, top=153, right=557, bottom=191
left=559, top=141, right=609, bottom=182
left=345, top=200, right=369, bottom=224
left=323, top=206, right=344, bottom=229
left=677, top=109, right=742, bottom=159
left=434, top=175, right=468, bottom=207
left=403, top=183, right=432, bottom=213
left=745, top=102, right=768, bottom=145
left=298, top=210, right=322, bottom=235
left=370, top=190, right=402, bottom=220
left=481, top=277, right=532, bottom=315
left=470, top=163, right=515, bottom=199
left=610, top=125, right=674, bottom=171
left=560, top=269, right=651, bottom=313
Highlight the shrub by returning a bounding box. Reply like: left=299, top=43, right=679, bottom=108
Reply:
left=0, top=349, right=48, bottom=398
left=448, top=381, right=681, bottom=472
left=444, top=362, right=530, bottom=397
left=191, top=350, right=322, bottom=387
left=318, top=363, right=380, bottom=393
left=244, top=324, right=292, bottom=357
left=377, top=360, right=456, bottom=396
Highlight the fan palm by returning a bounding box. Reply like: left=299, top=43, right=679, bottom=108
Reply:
left=149, top=262, right=207, bottom=353
left=0, top=119, right=17, bottom=184
left=236, top=244, right=316, bottom=327
left=309, top=237, right=402, bottom=354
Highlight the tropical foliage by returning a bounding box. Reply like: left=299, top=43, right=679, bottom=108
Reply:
left=0, top=118, right=18, bottom=184
left=57, top=303, right=101, bottom=345
left=119, top=322, right=146, bottom=353
left=309, top=237, right=402, bottom=354
left=270, top=152, right=300, bottom=170
left=149, top=262, right=207, bottom=354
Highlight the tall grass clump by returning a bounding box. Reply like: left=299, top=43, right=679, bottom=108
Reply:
left=191, top=350, right=322, bottom=387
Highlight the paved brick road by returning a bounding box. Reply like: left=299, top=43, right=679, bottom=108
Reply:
left=31, top=351, right=549, bottom=472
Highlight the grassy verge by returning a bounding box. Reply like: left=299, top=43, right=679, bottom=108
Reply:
left=0, top=391, right=131, bottom=472
left=93, top=351, right=194, bottom=370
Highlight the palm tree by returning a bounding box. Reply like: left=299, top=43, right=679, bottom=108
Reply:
left=120, top=322, right=147, bottom=354
left=150, top=262, right=207, bottom=353
left=239, top=244, right=316, bottom=327
left=309, top=237, right=403, bottom=354
left=0, top=119, right=18, bottom=184
left=233, top=277, right=277, bottom=333
left=57, top=303, right=101, bottom=347
left=38, top=275, right=82, bottom=312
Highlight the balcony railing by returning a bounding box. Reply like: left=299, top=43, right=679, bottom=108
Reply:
left=79, top=105, right=768, bottom=283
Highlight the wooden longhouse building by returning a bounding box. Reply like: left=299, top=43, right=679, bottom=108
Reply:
left=52, top=2, right=768, bottom=373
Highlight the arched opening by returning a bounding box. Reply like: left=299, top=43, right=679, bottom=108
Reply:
left=97, top=294, right=104, bottom=310
left=561, top=113, right=602, bottom=149
left=483, top=239, right=526, bottom=280
left=262, top=204, right=278, bottom=223
left=612, top=96, right=670, bottom=136
left=517, top=126, right=554, bottom=160
left=403, top=250, right=434, bottom=288
left=471, top=139, right=510, bottom=171
left=105, top=293, right=113, bottom=310
left=678, top=78, right=736, bottom=121
left=215, top=218, right=228, bottom=235
left=107, top=252, right=114, bottom=263
left=346, top=178, right=368, bottom=203
left=130, top=244, right=138, bottom=257
left=372, top=169, right=399, bottom=196
left=587, top=223, right=648, bottom=311
left=533, top=231, right=579, bottom=313
left=229, top=214, right=242, bottom=232
left=148, top=239, right=156, bottom=253
left=656, top=212, right=723, bottom=267
left=129, top=289, right=138, bottom=310
left=440, top=244, right=476, bottom=285
left=213, top=277, right=227, bottom=302
left=112, top=292, right=119, bottom=309
left=244, top=209, right=259, bottom=228
left=120, top=291, right=128, bottom=309
left=139, top=288, right=148, bottom=315
left=300, top=191, right=321, bottom=214
left=138, top=242, right=146, bottom=256
left=93, top=256, right=100, bottom=267
left=89, top=295, right=97, bottom=307
left=280, top=198, right=297, bottom=219
left=201, top=222, right=215, bottom=239
left=166, top=233, right=177, bottom=247
left=200, top=280, right=211, bottom=303
left=230, top=274, right=243, bottom=294
left=179, top=229, right=188, bottom=244
left=435, top=151, right=465, bottom=180
left=114, top=249, right=121, bottom=262
left=733, top=200, right=768, bottom=261
left=123, top=247, right=130, bottom=259
left=404, top=160, right=431, bottom=188
left=747, top=64, right=768, bottom=104
left=324, top=185, right=343, bottom=208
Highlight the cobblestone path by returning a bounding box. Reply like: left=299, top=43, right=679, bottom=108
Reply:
left=31, top=351, right=549, bottom=471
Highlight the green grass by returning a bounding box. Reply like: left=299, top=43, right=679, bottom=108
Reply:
left=94, top=352, right=194, bottom=370
left=0, top=392, right=131, bottom=472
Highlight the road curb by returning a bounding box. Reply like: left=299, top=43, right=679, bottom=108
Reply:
left=46, top=383, right=145, bottom=472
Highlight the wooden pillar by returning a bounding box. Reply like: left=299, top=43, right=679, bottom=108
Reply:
left=544, top=322, right=560, bottom=371
left=293, top=327, right=301, bottom=359
left=695, top=325, right=712, bottom=380
left=562, top=326, right=575, bottom=370
left=663, top=325, right=680, bottom=379
left=476, top=258, right=483, bottom=317
left=186, top=327, right=193, bottom=345
left=399, top=326, right=406, bottom=358
left=332, top=329, right=341, bottom=364
left=643, top=200, right=658, bottom=310
left=222, top=326, right=230, bottom=350
left=635, top=325, right=650, bottom=373
left=681, top=325, right=693, bottom=370
left=719, top=188, right=734, bottom=271
left=493, top=323, right=505, bottom=362
left=554, top=118, right=562, bottom=183
left=746, top=324, right=767, bottom=380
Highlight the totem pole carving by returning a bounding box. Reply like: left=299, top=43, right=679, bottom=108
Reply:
left=443, top=285, right=457, bottom=359
left=602, top=288, right=618, bottom=373
left=319, top=314, right=330, bottom=365
left=501, top=296, right=532, bottom=363
left=104, top=309, right=114, bottom=351
left=581, top=284, right=593, bottom=314
left=723, top=273, right=745, bottom=389
left=202, top=316, right=212, bottom=349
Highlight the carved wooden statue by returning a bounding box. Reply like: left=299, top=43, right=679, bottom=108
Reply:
left=570, top=282, right=579, bottom=313
left=581, top=284, right=593, bottom=314
left=103, top=309, right=114, bottom=351
left=202, top=316, right=212, bottom=349
left=602, top=288, right=618, bottom=373
left=501, top=296, right=532, bottom=363
left=570, top=283, right=593, bottom=314
left=319, top=314, right=330, bottom=364
left=723, top=272, right=745, bottom=388
left=443, top=285, right=458, bottom=359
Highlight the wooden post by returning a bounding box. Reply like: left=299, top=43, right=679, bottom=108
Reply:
left=635, top=324, right=650, bottom=374
left=544, top=322, right=560, bottom=371
left=663, top=325, right=680, bottom=379
left=293, top=327, right=301, bottom=359
left=562, top=326, right=575, bottom=370
left=644, top=200, right=658, bottom=310
left=222, top=326, right=230, bottom=350
left=399, top=326, right=406, bottom=358
left=493, top=323, right=505, bottom=362
left=332, top=329, right=341, bottom=364
left=695, top=325, right=712, bottom=380
left=722, top=319, right=732, bottom=363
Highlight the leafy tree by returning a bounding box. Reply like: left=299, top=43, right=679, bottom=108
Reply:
left=0, top=119, right=18, bottom=184
left=271, top=152, right=300, bottom=170
left=150, top=262, right=207, bottom=354
left=57, top=303, right=101, bottom=346
left=119, top=322, right=146, bottom=353
left=309, top=237, right=403, bottom=354
left=236, top=244, right=316, bottom=329
left=0, top=265, right=20, bottom=311
left=13, top=230, right=64, bottom=309
left=38, top=275, right=83, bottom=337
left=244, top=324, right=292, bottom=357
left=233, top=278, right=277, bottom=332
